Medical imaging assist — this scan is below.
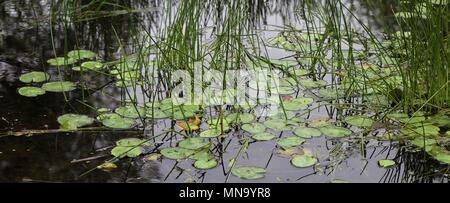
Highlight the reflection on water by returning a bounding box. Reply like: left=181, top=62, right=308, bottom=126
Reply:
left=0, top=0, right=447, bottom=183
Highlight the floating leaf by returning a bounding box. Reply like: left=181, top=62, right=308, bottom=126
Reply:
left=190, top=150, right=214, bottom=161
left=68, top=50, right=96, bottom=60
left=401, top=125, right=440, bottom=136
left=264, top=119, right=291, bottom=131
left=81, top=61, right=104, bottom=71
left=410, top=137, right=437, bottom=148
left=345, top=116, right=374, bottom=128
left=179, top=138, right=209, bottom=150
left=57, top=114, right=94, bottom=130
left=96, top=113, right=121, bottom=122
left=435, top=153, right=450, bottom=164
left=145, top=108, right=169, bottom=119
left=194, top=159, right=218, bottom=170
left=277, top=136, right=306, bottom=149
left=268, top=111, right=296, bottom=120
left=18, top=87, right=45, bottom=97
left=47, top=57, right=76, bottom=66
left=115, top=105, right=146, bottom=119
left=116, top=138, right=151, bottom=147
left=274, top=147, right=304, bottom=158
left=42, top=81, right=76, bottom=92
left=378, top=159, right=395, bottom=168
left=293, top=128, right=322, bottom=138
left=252, top=132, right=277, bottom=141
left=226, top=113, right=255, bottom=124
left=19, top=71, right=49, bottom=83
left=111, top=146, right=143, bottom=158
left=291, top=155, right=318, bottom=168
left=320, top=126, right=352, bottom=138
left=242, top=123, right=266, bottom=134
left=160, top=147, right=194, bottom=160
left=200, top=129, right=222, bottom=138
left=231, top=166, right=266, bottom=180
left=102, top=117, right=136, bottom=129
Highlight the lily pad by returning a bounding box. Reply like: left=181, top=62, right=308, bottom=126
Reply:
left=242, top=123, right=266, bottom=134
left=67, top=50, right=96, bottom=60
left=291, top=155, right=318, bottom=168
left=226, top=113, right=255, bottom=124
left=435, top=153, right=450, bottom=164
left=18, top=87, right=46, bottom=97
left=320, top=126, right=352, bottom=138
left=111, top=146, right=143, bottom=158
left=231, top=166, right=266, bottom=180
left=102, top=117, right=136, bottom=129
left=115, top=105, right=146, bottom=119
left=277, top=136, right=306, bottom=149
left=345, top=116, right=374, bottom=128
left=42, top=81, right=76, bottom=92
left=96, top=113, right=121, bottom=122
left=19, top=71, right=49, bottom=83
left=194, top=159, right=218, bottom=170
left=200, top=129, right=222, bottom=138
left=264, top=119, right=291, bottom=131
left=252, top=132, right=277, bottom=141
left=81, top=61, right=104, bottom=70
left=179, top=138, right=209, bottom=150
left=116, top=138, right=151, bottom=147
left=190, top=150, right=214, bottom=161
left=160, top=147, right=194, bottom=160
left=378, top=159, right=396, bottom=168
left=57, top=114, right=94, bottom=130
left=47, top=57, right=77, bottom=66
left=293, top=128, right=322, bottom=138
left=410, top=138, right=437, bottom=148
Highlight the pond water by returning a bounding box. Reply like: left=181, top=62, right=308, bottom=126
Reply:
left=0, top=0, right=449, bottom=183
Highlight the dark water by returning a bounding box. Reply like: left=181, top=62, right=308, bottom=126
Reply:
left=0, top=0, right=447, bottom=183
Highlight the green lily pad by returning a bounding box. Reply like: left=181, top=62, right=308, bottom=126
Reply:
left=160, top=147, right=194, bottom=160
left=242, top=123, right=266, bottom=134
left=102, top=117, right=136, bottom=129
left=231, top=166, right=266, bottom=180
left=57, top=114, right=94, bottom=130
left=200, top=129, right=222, bottom=138
left=283, top=100, right=309, bottom=111
left=19, top=71, right=49, bottom=83
left=320, top=126, right=352, bottom=138
left=96, top=113, right=121, bottom=122
left=194, top=159, right=218, bottom=170
left=190, top=150, right=214, bottom=161
left=81, top=61, right=104, bottom=71
left=47, top=57, right=77, bottom=66
left=115, top=105, right=146, bottom=119
left=293, top=128, right=322, bottom=138
left=345, top=116, right=374, bottom=128
left=116, top=138, right=151, bottom=147
left=401, top=125, right=440, bottom=136
left=268, top=111, right=296, bottom=120
left=434, top=153, right=450, bottom=164
left=111, top=146, right=143, bottom=158
left=67, top=50, right=96, bottom=60
left=179, top=138, right=209, bottom=150
left=277, top=136, right=306, bottom=149
left=42, top=81, right=76, bottom=92
left=298, top=78, right=327, bottom=88
left=378, top=159, right=396, bottom=168
left=252, top=132, right=277, bottom=141
left=264, top=119, right=291, bottom=131
left=18, top=87, right=46, bottom=97
left=226, top=113, right=255, bottom=124
left=411, top=138, right=437, bottom=148
left=291, top=155, right=318, bottom=168
left=145, top=108, right=169, bottom=119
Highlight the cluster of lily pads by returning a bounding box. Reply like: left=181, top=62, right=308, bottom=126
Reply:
left=17, top=50, right=103, bottom=97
